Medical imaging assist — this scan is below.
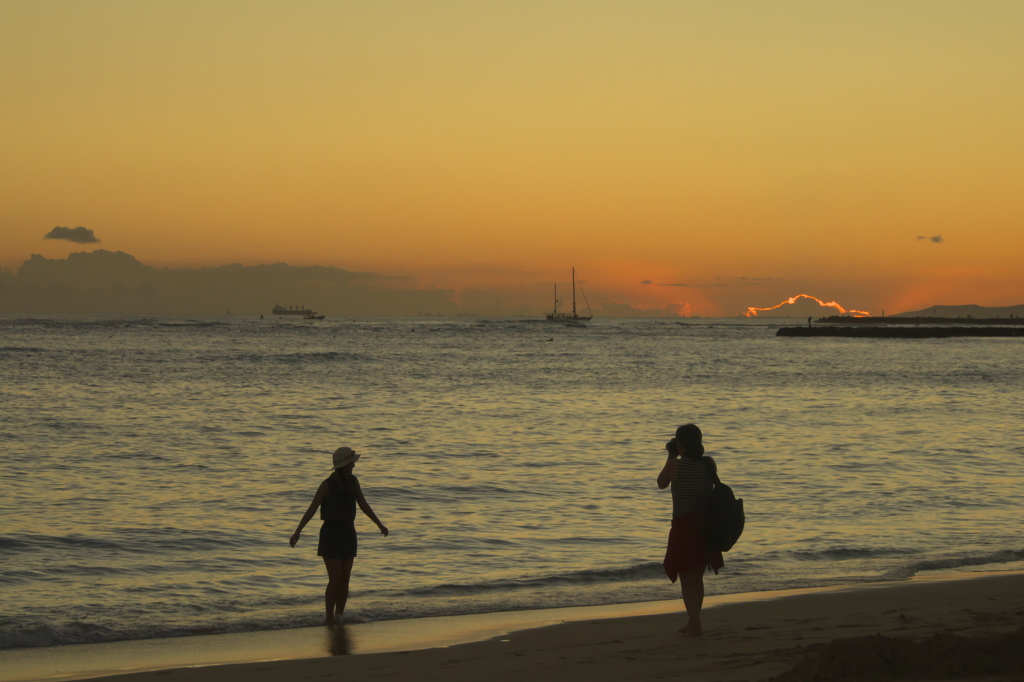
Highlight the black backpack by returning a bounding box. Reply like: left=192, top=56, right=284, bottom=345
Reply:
left=703, top=458, right=745, bottom=552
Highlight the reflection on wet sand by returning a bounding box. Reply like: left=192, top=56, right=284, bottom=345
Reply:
left=324, top=625, right=353, bottom=656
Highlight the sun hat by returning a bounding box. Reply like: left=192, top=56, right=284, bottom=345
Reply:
left=332, top=446, right=360, bottom=469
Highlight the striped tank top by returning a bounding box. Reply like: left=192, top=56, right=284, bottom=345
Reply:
left=671, top=456, right=715, bottom=517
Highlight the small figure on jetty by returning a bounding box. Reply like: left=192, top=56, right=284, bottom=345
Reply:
left=658, top=424, right=724, bottom=637
left=290, top=446, right=389, bottom=625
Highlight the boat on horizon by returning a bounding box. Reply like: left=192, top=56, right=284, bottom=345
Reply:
left=546, top=268, right=593, bottom=322
left=271, top=304, right=313, bottom=316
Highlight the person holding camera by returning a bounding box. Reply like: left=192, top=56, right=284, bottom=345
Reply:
left=657, top=424, right=723, bottom=637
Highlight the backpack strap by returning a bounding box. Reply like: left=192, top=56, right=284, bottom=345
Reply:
left=703, top=456, right=721, bottom=485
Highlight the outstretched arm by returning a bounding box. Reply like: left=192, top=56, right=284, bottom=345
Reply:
left=352, top=478, right=389, bottom=536
left=657, top=455, right=677, bottom=489
left=290, top=480, right=329, bottom=547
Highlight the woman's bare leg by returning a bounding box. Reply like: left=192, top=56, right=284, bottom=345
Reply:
left=334, top=558, right=354, bottom=618
left=678, top=566, right=706, bottom=636
left=323, top=557, right=354, bottom=624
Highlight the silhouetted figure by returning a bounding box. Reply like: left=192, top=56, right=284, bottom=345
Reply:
left=808, top=316, right=812, bottom=328
left=290, top=447, right=389, bottom=625
left=657, top=424, right=723, bottom=637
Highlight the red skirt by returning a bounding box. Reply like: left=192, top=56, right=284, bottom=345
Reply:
left=663, top=511, right=724, bottom=582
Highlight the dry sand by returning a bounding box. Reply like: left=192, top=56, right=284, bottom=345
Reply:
left=30, top=573, right=1024, bottom=682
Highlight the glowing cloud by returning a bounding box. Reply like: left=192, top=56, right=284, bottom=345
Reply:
left=744, top=294, right=870, bottom=318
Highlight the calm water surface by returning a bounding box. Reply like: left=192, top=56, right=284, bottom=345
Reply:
left=1, top=315, right=1022, bottom=648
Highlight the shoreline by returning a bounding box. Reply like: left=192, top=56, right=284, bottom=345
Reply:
left=3, top=570, right=1024, bottom=682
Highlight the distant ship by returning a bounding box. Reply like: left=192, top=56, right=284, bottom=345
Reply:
left=546, top=268, right=593, bottom=322
left=271, top=304, right=313, bottom=316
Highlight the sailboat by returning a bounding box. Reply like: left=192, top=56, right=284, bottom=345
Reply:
left=546, top=268, right=593, bottom=322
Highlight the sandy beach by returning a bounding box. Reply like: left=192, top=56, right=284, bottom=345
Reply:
left=7, top=571, right=1022, bottom=682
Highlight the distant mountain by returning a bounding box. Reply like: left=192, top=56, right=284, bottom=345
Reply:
left=0, top=249, right=457, bottom=315
left=894, top=304, right=1024, bottom=318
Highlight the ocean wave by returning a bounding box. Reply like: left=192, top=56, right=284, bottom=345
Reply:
left=0, top=610, right=327, bottom=650
left=0, top=623, right=65, bottom=649
left=404, top=562, right=665, bottom=597
left=93, top=318, right=159, bottom=326
left=232, top=351, right=373, bottom=364
left=0, top=620, right=121, bottom=649
left=0, top=534, right=123, bottom=553
left=2, top=554, right=1021, bottom=651
left=883, top=549, right=1024, bottom=580
left=0, top=537, right=34, bottom=551
left=39, top=318, right=158, bottom=328
left=790, top=547, right=920, bottom=561
left=0, top=569, right=46, bottom=586
left=0, top=530, right=253, bottom=556
left=158, top=321, right=229, bottom=327
left=0, top=318, right=54, bottom=326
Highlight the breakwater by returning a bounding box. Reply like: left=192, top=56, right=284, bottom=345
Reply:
left=815, top=315, right=1024, bottom=325
left=778, top=326, right=1024, bottom=338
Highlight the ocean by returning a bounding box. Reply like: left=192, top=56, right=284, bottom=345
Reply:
left=2, top=314, right=1022, bottom=650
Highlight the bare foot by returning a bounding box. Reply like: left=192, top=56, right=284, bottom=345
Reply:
left=324, top=617, right=336, bottom=626
left=679, top=621, right=703, bottom=637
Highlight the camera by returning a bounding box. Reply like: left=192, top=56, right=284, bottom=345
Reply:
left=666, top=438, right=678, bottom=456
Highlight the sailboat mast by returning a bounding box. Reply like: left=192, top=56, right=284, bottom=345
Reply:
left=572, top=268, right=578, bottom=317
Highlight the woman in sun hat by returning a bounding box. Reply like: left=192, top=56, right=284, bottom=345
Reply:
left=290, top=446, right=389, bottom=625
left=657, top=424, right=724, bottom=637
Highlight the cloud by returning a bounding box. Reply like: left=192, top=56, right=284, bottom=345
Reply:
left=916, top=234, right=944, bottom=244
left=597, top=301, right=646, bottom=315
left=596, top=301, right=689, bottom=317
left=666, top=302, right=693, bottom=317
left=642, top=276, right=779, bottom=288
left=44, top=226, right=100, bottom=244
left=717, top=276, right=782, bottom=284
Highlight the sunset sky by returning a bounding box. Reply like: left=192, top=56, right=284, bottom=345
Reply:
left=2, top=1, right=1022, bottom=316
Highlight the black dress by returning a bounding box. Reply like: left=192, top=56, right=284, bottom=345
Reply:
left=317, top=472, right=358, bottom=560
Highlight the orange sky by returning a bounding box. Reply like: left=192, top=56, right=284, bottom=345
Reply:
left=2, top=1, right=1022, bottom=316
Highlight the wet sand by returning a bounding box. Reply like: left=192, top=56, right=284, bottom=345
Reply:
left=5, top=572, right=1024, bottom=682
